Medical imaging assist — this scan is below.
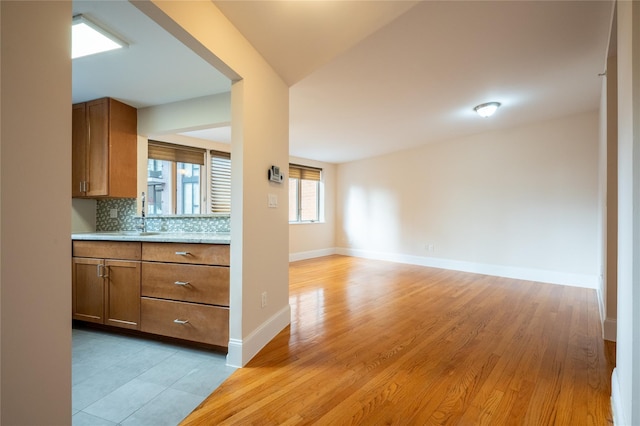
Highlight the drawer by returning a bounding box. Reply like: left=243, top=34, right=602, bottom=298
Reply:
left=73, top=241, right=141, bottom=260
left=141, top=262, right=229, bottom=306
left=142, top=242, right=229, bottom=266
left=141, top=298, right=229, bottom=347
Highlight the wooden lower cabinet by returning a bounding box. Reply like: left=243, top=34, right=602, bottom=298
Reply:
left=140, top=242, right=230, bottom=347
left=72, top=257, right=141, bottom=330
left=141, top=298, right=229, bottom=347
left=72, top=241, right=141, bottom=330
left=72, top=240, right=230, bottom=347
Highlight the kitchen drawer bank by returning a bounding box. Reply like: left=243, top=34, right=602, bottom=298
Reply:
left=72, top=233, right=230, bottom=347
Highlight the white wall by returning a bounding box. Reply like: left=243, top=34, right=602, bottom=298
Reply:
left=137, top=92, right=231, bottom=136
left=289, top=157, right=336, bottom=261
left=135, top=1, right=290, bottom=367
left=72, top=198, right=97, bottom=233
left=0, top=1, right=72, bottom=423
left=336, top=111, right=600, bottom=287
left=611, top=1, right=640, bottom=424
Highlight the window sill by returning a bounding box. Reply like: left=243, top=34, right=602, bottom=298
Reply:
left=289, top=221, right=325, bottom=225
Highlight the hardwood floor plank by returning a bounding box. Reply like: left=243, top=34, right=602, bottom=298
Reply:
left=181, top=256, right=614, bottom=425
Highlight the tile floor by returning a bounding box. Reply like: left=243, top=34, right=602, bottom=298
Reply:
left=72, top=327, right=236, bottom=426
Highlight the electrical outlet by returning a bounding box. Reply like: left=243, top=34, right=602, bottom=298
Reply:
left=109, top=208, right=118, bottom=218
left=261, top=291, right=267, bottom=308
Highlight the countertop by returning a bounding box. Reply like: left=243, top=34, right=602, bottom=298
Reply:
left=71, top=232, right=231, bottom=244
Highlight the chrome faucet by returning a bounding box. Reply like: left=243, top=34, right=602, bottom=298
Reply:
left=138, top=192, right=146, bottom=232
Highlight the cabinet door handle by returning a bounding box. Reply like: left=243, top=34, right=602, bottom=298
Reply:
left=173, top=319, right=189, bottom=325
left=175, top=251, right=191, bottom=256
left=174, top=281, right=190, bottom=286
left=97, top=264, right=109, bottom=278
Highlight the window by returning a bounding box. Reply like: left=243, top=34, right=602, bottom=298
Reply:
left=147, top=141, right=205, bottom=215
left=289, top=164, right=322, bottom=223
left=210, top=150, right=231, bottom=214
left=146, top=142, right=232, bottom=216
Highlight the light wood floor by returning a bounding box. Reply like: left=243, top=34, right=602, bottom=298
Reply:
left=181, top=255, right=615, bottom=425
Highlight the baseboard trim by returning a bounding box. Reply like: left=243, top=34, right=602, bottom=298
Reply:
left=611, top=368, right=624, bottom=426
left=335, top=247, right=599, bottom=289
left=289, top=248, right=337, bottom=262
left=226, top=304, right=291, bottom=368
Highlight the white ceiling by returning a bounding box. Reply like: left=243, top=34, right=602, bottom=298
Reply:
left=72, top=0, right=613, bottom=164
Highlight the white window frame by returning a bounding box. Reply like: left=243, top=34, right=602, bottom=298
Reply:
left=145, top=140, right=231, bottom=216
left=289, top=164, right=323, bottom=224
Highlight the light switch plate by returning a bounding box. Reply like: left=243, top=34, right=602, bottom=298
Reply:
left=109, top=208, right=118, bottom=218
left=268, top=193, right=278, bottom=208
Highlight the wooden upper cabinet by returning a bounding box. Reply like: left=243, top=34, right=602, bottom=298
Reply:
left=85, top=99, right=109, bottom=196
left=72, top=97, right=138, bottom=198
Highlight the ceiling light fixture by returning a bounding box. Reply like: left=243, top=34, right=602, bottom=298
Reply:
left=72, top=14, right=127, bottom=59
left=474, top=102, right=501, bottom=118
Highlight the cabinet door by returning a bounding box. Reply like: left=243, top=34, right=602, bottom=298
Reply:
left=106, top=99, right=138, bottom=198
left=85, top=98, right=109, bottom=197
left=104, top=259, right=141, bottom=330
left=71, top=103, right=87, bottom=197
left=72, top=257, right=105, bottom=324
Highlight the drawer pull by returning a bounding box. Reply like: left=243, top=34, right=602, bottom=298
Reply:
left=173, top=319, right=189, bottom=325
left=174, top=281, right=190, bottom=286
left=175, top=251, right=191, bottom=256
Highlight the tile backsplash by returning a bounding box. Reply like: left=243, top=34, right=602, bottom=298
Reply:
left=96, top=198, right=230, bottom=233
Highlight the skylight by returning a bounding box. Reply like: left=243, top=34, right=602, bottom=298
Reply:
left=72, top=15, right=127, bottom=59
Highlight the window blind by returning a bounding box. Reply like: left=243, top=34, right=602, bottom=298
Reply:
left=289, top=164, right=322, bottom=181
left=148, top=141, right=205, bottom=165
left=210, top=150, right=231, bottom=214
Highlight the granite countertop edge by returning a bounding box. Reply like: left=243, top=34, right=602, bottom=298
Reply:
left=71, top=232, right=231, bottom=244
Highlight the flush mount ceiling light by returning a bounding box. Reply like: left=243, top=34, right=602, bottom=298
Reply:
left=72, top=14, right=127, bottom=59
left=474, top=102, right=501, bottom=118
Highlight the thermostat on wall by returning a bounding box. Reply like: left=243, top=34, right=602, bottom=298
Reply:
left=268, top=165, right=283, bottom=183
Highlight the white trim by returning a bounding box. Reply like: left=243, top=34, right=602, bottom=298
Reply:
left=597, top=276, right=605, bottom=332
left=604, top=318, right=618, bottom=342
left=611, top=368, right=625, bottom=426
left=289, top=248, right=336, bottom=262
left=226, top=304, right=291, bottom=368
left=335, top=247, right=599, bottom=289
left=596, top=283, right=613, bottom=342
